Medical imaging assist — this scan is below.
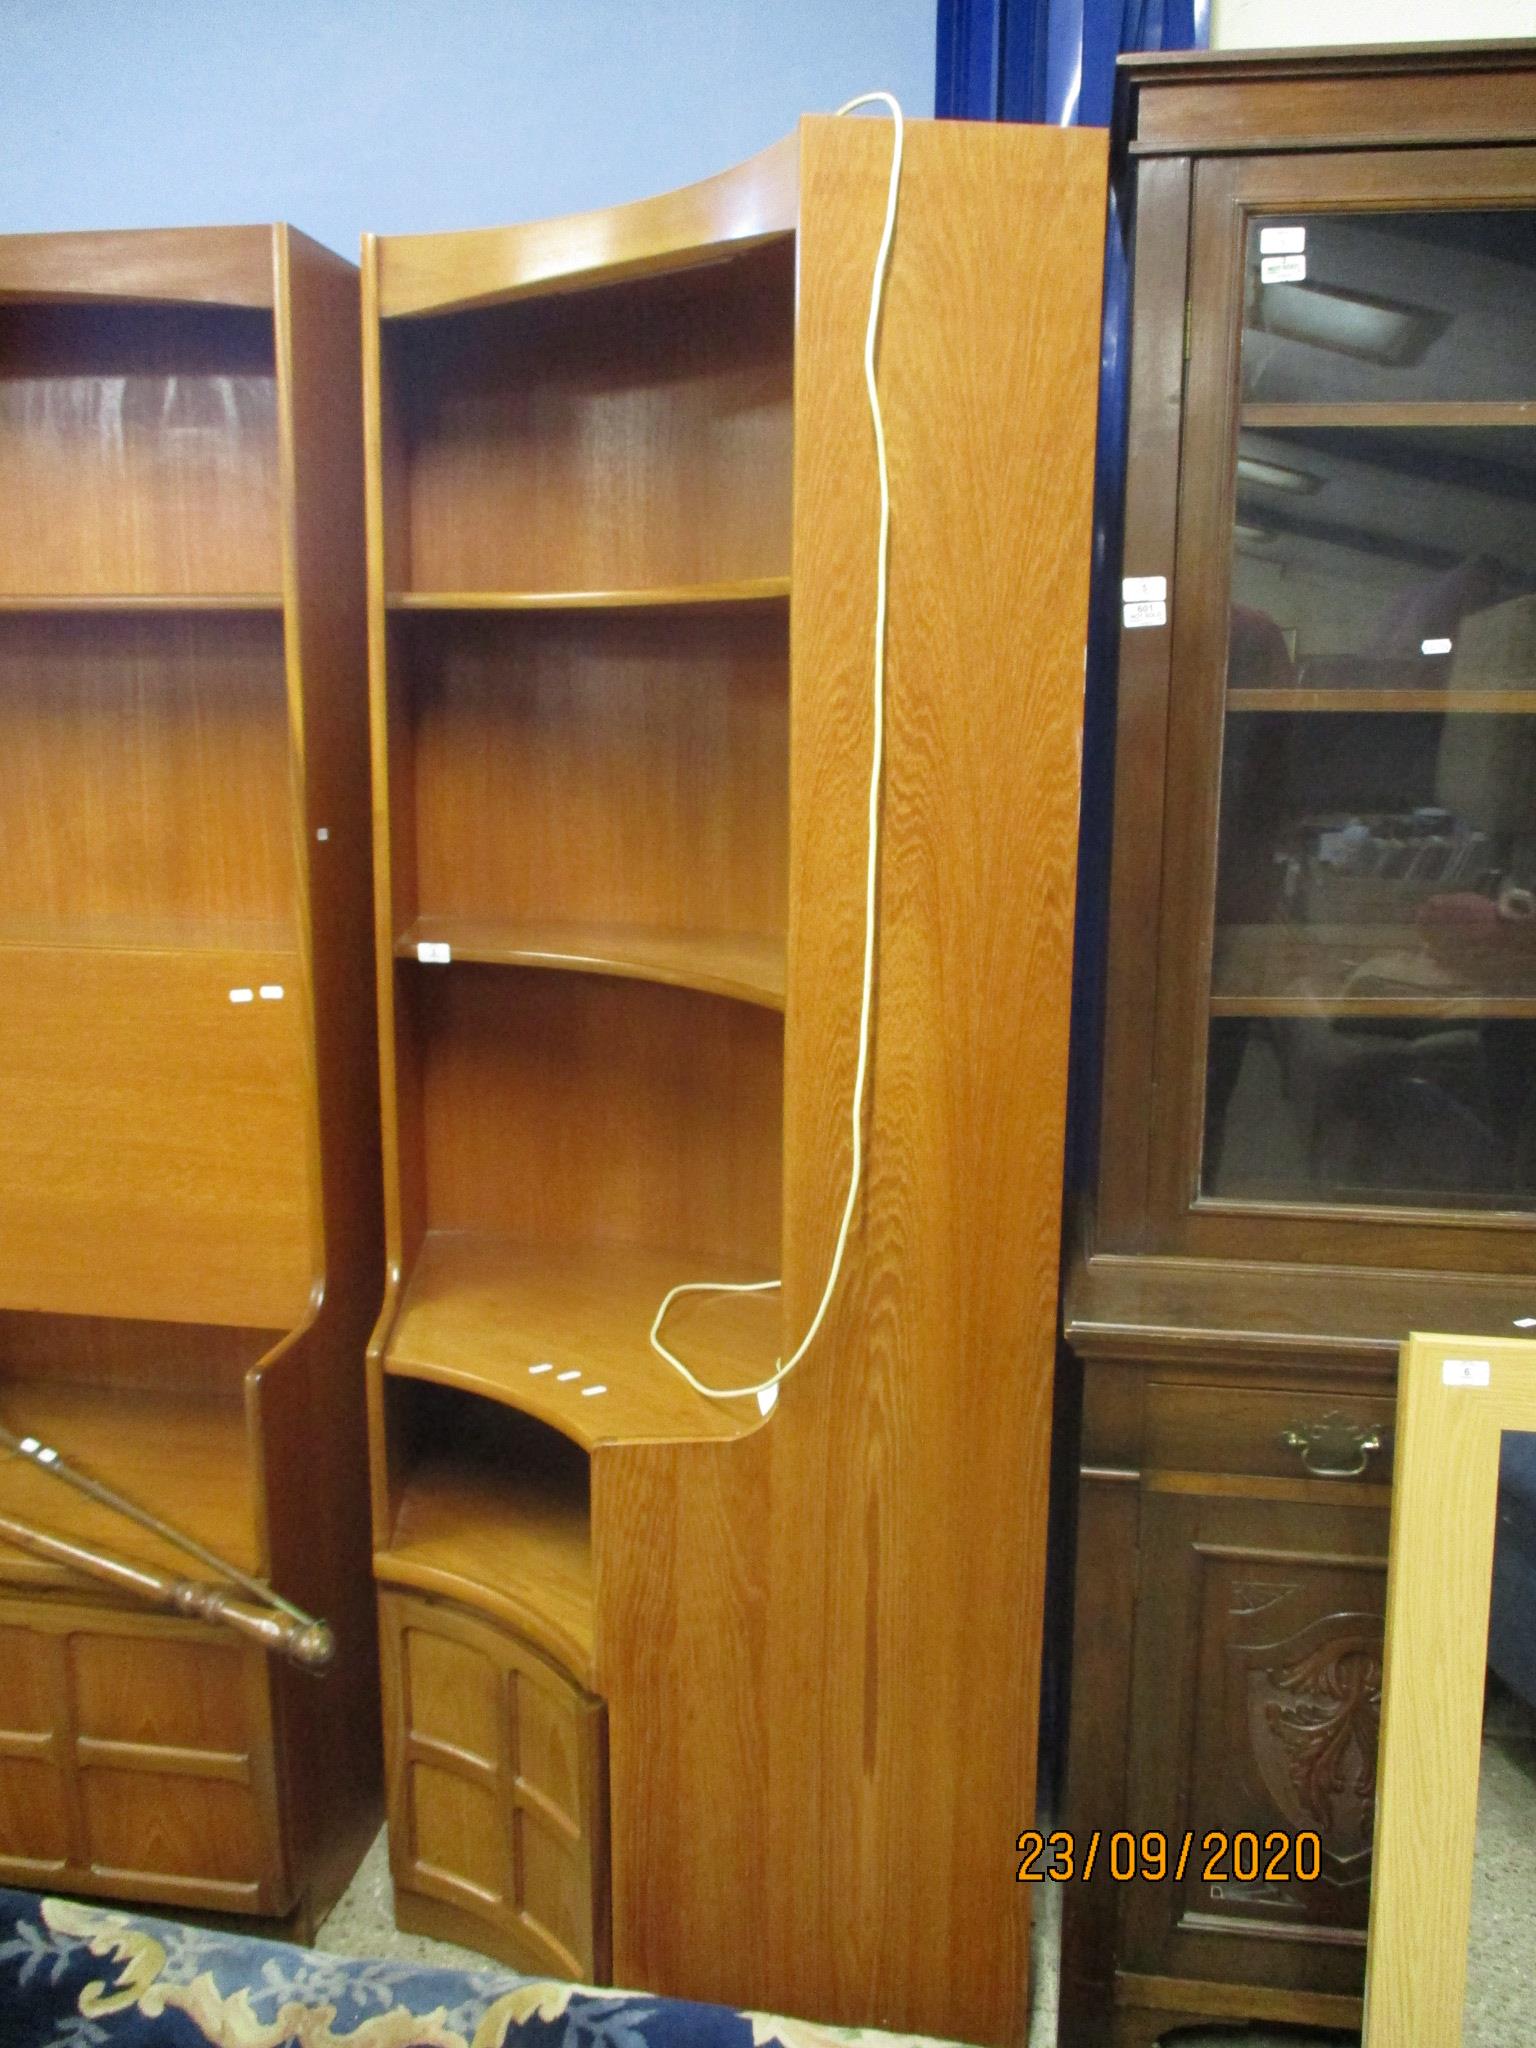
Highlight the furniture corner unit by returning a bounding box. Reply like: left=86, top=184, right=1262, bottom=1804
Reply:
left=363, top=116, right=1106, bottom=2041
left=1059, top=41, right=1536, bottom=2048
left=0, top=226, right=382, bottom=1933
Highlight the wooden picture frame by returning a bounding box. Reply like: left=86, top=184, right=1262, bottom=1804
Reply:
left=1365, top=1330, right=1536, bottom=2045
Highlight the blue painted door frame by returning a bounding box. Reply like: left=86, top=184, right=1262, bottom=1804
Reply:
left=936, top=0, right=1208, bottom=126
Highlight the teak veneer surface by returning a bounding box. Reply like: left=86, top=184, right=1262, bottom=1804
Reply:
left=386, top=1234, right=772, bottom=1449
left=397, top=920, right=786, bottom=1010
left=0, top=945, right=312, bottom=1329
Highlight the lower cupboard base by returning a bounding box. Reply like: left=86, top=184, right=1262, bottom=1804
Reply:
left=0, top=1594, right=292, bottom=1917
left=378, top=1587, right=609, bottom=1983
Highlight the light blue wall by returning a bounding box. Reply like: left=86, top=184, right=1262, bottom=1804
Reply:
left=0, top=1, right=936, bottom=257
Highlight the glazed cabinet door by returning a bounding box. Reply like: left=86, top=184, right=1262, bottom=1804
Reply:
left=1147, top=144, right=1536, bottom=1273
left=1119, top=1483, right=1386, bottom=1997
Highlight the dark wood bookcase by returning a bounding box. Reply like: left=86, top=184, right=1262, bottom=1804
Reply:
left=1061, top=41, right=1536, bottom=2048
left=0, top=227, right=380, bottom=1934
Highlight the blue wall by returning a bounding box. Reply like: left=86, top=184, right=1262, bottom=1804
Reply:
left=0, top=1, right=936, bottom=257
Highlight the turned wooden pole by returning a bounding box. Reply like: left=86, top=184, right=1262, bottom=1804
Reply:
left=0, top=1510, right=334, bottom=1672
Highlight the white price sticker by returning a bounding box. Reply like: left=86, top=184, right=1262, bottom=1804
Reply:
left=1122, top=575, right=1167, bottom=605
left=1259, top=225, right=1306, bottom=256
left=1261, top=254, right=1307, bottom=285
left=1443, top=1357, right=1491, bottom=1388
left=1123, top=599, right=1167, bottom=630
left=416, top=942, right=452, bottom=964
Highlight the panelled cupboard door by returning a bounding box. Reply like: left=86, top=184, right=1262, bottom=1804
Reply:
left=1149, top=144, right=1536, bottom=1276
left=379, top=1591, right=608, bottom=1982
left=1120, top=1486, right=1387, bottom=1996
left=0, top=1603, right=288, bottom=1914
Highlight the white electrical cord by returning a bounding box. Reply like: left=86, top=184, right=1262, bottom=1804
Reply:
left=649, top=90, right=904, bottom=1409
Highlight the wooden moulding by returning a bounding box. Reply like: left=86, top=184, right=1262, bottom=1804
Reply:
left=0, top=226, right=279, bottom=309
left=364, top=117, right=1105, bottom=2043
left=1118, top=40, right=1536, bottom=156
left=373, top=133, right=799, bottom=318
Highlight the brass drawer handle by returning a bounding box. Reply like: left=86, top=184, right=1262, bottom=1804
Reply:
left=1281, top=1415, right=1384, bottom=1479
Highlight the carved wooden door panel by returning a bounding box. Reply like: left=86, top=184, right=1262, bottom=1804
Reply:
left=1119, top=1486, right=1387, bottom=1998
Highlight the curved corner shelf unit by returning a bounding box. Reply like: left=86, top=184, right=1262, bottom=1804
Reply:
left=0, top=225, right=380, bottom=1936
left=362, top=113, right=1106, bottom=2043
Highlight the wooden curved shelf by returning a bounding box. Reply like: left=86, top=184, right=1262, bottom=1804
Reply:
left=383, top=1233, right=778, bottom=1449
left=374, top=134, right=799, bottom=318
left=389, top=580, right=788, bottom=613
left=397, top=919, right=785, bottom=1010
left=375, top=1449, right=595, bottom=1687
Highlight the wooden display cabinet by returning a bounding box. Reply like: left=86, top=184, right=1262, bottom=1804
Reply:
left=0, top=228, right=380, bottom=1932
left=1061, top=41, right=1536, bottom=2047
left=364, top=117, right=1107, bottom=2042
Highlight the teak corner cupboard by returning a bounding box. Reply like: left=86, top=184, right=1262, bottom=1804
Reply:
left=363, top=117, right=1107, bottom=2042
left=0, top=225, right=381, bottom=1934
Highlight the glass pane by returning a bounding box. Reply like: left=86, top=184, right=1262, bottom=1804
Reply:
left=1241, top=211, right=1536, bottom=407
left=1230, top=427, right=1536, bottom=697
left=1202, top=201, right=1536, bottom=1214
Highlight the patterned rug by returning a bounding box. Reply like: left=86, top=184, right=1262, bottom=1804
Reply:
left=0, top=1886, right=938, bottom=2048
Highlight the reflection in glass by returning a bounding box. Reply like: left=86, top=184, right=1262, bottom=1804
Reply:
left=1465, top=1428, right=1536, bottom=2044
left=1202, top=204, right=1536, bottom=1213
left=1242, top=211, right=1536, bottom=407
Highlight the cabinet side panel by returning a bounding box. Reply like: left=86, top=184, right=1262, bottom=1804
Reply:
left=268, top=231, right=383, bottom=1920
left=602, top=116, right=1106, bottom=2045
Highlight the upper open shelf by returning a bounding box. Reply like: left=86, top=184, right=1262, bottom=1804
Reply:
left=377, top=239, right=794, bottom=597
left=0, top=301, right=280, bottom=600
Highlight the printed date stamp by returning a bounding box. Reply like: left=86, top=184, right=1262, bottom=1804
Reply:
left=1015, top=1829, right=1322, bottom=1884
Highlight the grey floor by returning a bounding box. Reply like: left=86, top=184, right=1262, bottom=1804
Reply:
left=316, top=1691, right=1536, bottom=2045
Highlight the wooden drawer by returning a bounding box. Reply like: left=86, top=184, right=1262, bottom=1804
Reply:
left=379, top=1588, right=608, bottom=1981
left=1146, top=1383, right=1396, bottom=1488
left=0, top=1598, right=288, bottom=1913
